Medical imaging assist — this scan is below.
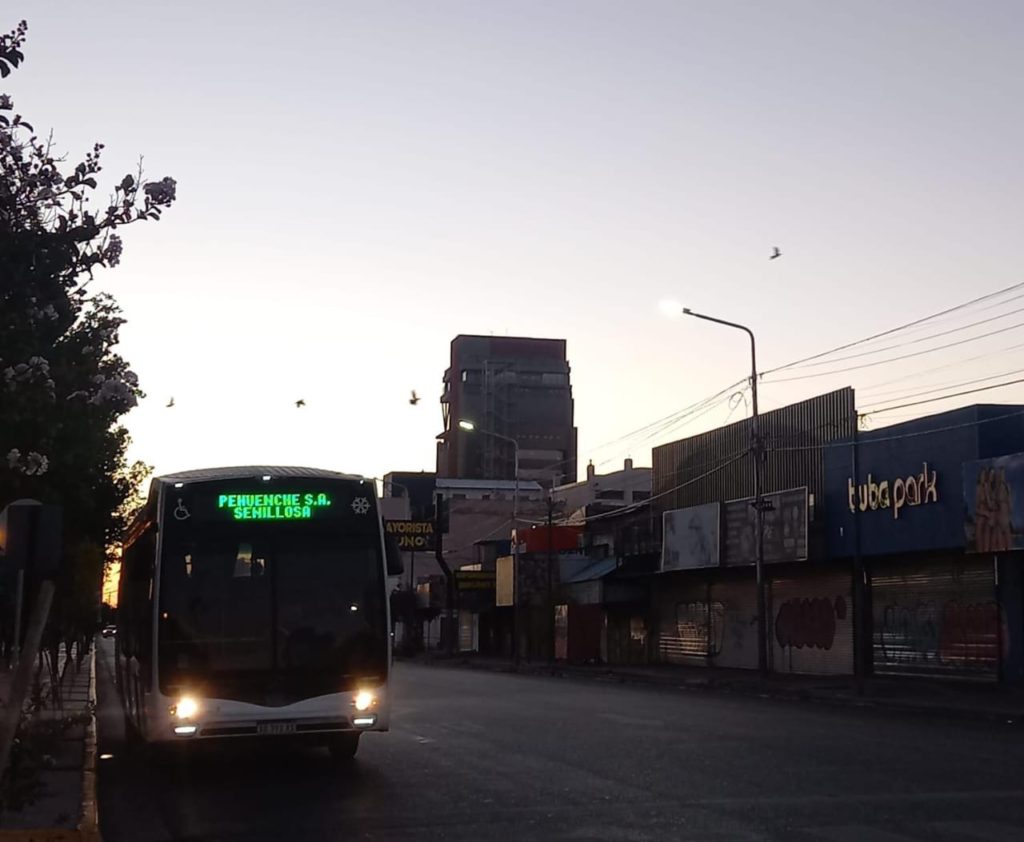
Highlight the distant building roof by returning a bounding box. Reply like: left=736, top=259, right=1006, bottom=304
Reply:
left=562, top=557, right=618, bottom=584
left=436, top=478, right=544, bottom=492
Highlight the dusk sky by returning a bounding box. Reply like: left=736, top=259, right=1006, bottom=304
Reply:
left=7, top=1, right=1024, bottom=483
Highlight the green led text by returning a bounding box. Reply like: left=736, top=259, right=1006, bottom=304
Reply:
left=217, top=491, right=333, bottom=521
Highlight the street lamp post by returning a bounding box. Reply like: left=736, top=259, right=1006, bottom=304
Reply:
left=680, top=308, right=768, bottom=677
left=458, top=419, right=522, bottom=665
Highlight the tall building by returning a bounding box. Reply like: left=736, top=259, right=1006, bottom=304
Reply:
left=436, top=335, right=577, bottom=488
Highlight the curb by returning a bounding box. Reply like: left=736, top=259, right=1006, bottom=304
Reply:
left=77, top=645, right=99, bottom=842
left=0, top=645, right=102, bottom=842
left=416, top=657, right=1024, bottom=725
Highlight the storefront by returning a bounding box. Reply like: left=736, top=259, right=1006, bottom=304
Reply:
left=824, top=404, right=1024, bottom=682
left=655, top=489, right=855, bottom=675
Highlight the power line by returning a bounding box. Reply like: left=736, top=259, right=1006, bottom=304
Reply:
left=529, top=376, right=748, bottom=480
left=635, top=387, right=745, bottom=446
left=559, top=451, right=749, bottom=525
left=769, top=407, right=1024, bottom=453
left=876, top=289, right=1024, bottom=338
left=763, top=319, right=1024, bottom=383
left=780, top=305, right=1024, bottom=370
left=860, top=366, right=1024, bottom=405
left=761, top=279, right=1024, bottom=377
left=863, top=376, right=1024, bottom=416
left=857, top=339, right=1024, bottom=394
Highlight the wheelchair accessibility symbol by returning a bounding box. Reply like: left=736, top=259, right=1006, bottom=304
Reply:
left=173, top=498, right=191, bottom=521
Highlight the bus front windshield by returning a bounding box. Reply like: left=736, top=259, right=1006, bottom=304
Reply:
left=158, top=524, right=387, bottom=699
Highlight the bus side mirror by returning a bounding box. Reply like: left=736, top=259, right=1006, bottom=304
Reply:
left=385, top=534, right=404, bottom=576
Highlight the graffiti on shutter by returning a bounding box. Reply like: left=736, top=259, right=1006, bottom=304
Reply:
left=873, top=561, right=998, bottom=679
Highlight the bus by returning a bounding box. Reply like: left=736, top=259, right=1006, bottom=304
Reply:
left=115, top=466, right=402, bottom=759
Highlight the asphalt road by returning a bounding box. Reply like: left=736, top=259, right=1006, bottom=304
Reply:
left=96, top=641, right=1024, bottom=841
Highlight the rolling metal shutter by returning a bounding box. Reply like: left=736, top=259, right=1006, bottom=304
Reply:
left=458, top=611, right=479, bottom=653
left=656, top=579, right=711, bottom=664
left=770, top=570, right=854, bottom=675
left=708, top=578, right=760, bottom=670
left=872, top=559, right=997, bottom=680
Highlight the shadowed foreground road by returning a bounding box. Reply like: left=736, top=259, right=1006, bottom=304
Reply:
left=97, top=642, right=1024, bottom=841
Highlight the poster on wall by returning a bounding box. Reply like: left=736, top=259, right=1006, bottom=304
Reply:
left=964, top=453, right=1024, bottom=552
left=723, top=487, right=808, bottom=566
left=661, top=503, right=720, bottom=571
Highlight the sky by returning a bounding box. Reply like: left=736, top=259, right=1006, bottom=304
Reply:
left=6, top=0, right=1024, bottom=484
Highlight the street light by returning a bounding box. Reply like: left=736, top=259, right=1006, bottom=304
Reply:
left=676, top=306, right=769, bottom=678
left=458, top=418, right=522, bottom=665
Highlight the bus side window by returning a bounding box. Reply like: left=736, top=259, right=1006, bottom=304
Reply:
left=120, top=539, right=138, bottom=661
left=135, top=528, right=156, bottom=689
left=121, top=526, right=156, bottom=688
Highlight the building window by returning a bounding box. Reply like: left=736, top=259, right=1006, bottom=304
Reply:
left=632, top=490, right=650, bottom=501
left=597, top=489, right=624, bottom=501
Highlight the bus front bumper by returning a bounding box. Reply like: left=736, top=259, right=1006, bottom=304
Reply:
left=149, top=688, right=389, bottom=743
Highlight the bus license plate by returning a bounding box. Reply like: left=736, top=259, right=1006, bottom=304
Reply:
left=258, top=721, right=296, bottom=736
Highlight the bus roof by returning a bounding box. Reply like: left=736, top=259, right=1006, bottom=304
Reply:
left=153, top=466, right=368, bottom=484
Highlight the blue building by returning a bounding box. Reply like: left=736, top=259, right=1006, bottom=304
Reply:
left=823, top=404, right=1024, bottom=683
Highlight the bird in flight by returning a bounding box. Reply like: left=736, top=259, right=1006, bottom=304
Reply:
left=166, top=397, right=175, bottom=408
left=295, top=399, right=306, bottom=408
left=769, top=246, right=782, bottom=260
left=409, top=390, right=420, bottom=406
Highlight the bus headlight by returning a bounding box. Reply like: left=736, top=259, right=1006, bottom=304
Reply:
left=171, top=696, right=200, bottom=720
left=353, top=690, right=375, bottom=711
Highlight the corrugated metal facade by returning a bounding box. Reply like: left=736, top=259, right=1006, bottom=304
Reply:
left=650, top=389, right=856, bottom=673
left=652, top=387, right=855, bottom=519
left=872, top=558, right=998, bottom=680
left=770, top=569, right=854, bottom=675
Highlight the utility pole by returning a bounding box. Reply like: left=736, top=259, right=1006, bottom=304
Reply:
left=546, top=493, right=555, bottom=662
left=509, top=444, right=521, bottom=667
left=682, top=308, right=769, bottom=677
left=851, top=412, right=868, bottom=691
left=454, top=420, right=521, bottom=666
left=434, top=493, right=456, bottom=656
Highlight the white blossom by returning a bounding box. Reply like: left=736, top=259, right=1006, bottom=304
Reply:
left=23, top=452, right=49, bottom=476
left=87, top=376, right=139, bottom=409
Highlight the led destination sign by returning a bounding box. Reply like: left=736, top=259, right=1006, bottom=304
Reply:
left=218, top=491, right=334, bottom=521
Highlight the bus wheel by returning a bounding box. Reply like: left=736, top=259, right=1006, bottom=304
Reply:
left=327, top=733, right=360, bottom=761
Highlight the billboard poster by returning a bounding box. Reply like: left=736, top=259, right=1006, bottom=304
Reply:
left=661, top=503, right=720, bottom=571
left=723, top=487, right=808, bottom=566
left=964, top=453, right=1024, bottom=553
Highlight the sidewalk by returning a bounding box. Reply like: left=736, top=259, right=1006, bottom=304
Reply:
left=0, top=643, right=99, bottom=841
left=407, top=652, right=1024, bottom=723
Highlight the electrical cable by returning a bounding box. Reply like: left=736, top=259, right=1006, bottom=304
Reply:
left=769, top=407, right=1024, bottom=452
left=861, top=376, right=1024, bottom=415
left=779, top=305, right=1024, bottom=370
left=761, top=279, right=1024, bottom=376
left=763, top=319, right=1024, bottom=383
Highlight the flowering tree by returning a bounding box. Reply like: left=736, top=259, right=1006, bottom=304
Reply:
left=0, top=20, right=176, bottom=646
